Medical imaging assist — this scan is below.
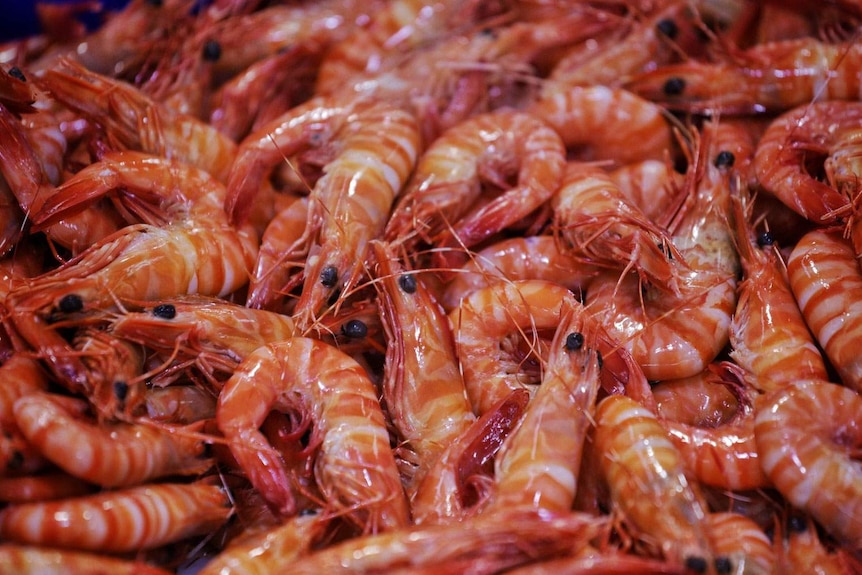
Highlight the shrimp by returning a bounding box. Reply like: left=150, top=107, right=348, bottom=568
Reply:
left=587, top=121, right=740, bottom=381
left=141, top=385, right=217, bottom=424
left=196, top=511, right=331, bottom=575
left=729, top=193, right=829, bottom=390
left=753, top=100, right=862, bottom=228
left=774, top=513, right=862, bottom=574
left=490, top=297, right=603, bottom=514
left=626, top=37, right=862, bottom=115
left=528, top=85, right=673, bottom=166
left=754, top=379, right=862, bottom=550
left=551, top=161, right=684, bottom=293
left=0, top=354, right=50, bottom=476
left=216, top=337, right=409, bottom=531
left=609, top=159, right=684, bottom=225
left=40, top=57, right=238, bottom=183
left=0, top=480, right=231, bottom=552
left=0, top=544, right=174, bottom=575
left=705, top=512, right=775, bottom=575
left=440, top=235, right=599, bottom=312
left=0, top=472, right=94, bottom=504
left=246, top=195, right=309, bottom=312
left=593, top=393, right=714, bottom=571
left=281, top=508, right=605, bottom=575
left=225, top=97, right=420, bottom=330
left=385, top=109, right=565, bottom=270
left=6, top=151, right=257, bottom=393
left=109, top=295, right=297, bottom=387
left=13, top=391, right=211, bottom=488
left=449, top=279, right=579, bottom=415
left=787, top=229, right=862, bottom=392
left=369, top=240, right=475, bottom=493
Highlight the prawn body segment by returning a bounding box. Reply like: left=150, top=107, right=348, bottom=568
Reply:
left=217, top=337, right=409, bottom=530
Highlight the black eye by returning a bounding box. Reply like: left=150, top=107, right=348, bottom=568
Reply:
left=152, top=304, right=177, bottom=319
left=8, top=67, right=26, bottom=82
left=202, top=39, right=222, bottom=61
left=564, top=332, right=584, bottom=351
left=320, top=266, right=338, bottom=288
left=58, top=294, right=84, bottom=313
left=756, top=231, right=774, bottom=247
left=663, top=77, right=686, bottom=96
left=341, top=319, right=368, bottom=339
left=714, top=556, right=732, bottom=575
left=656, top=18, right=678, bottom=39
left=398, top=274, right=417, bottom=294
left=113, top=381, right=129, bottom=403
left=714, top=150, right=735, bottom=169
left=684, top=556, right=708, bottom=574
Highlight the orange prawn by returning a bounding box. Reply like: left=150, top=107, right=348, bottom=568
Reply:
left=6, top=151, right=257, bottom=393
left=787, top=229, right=862, bottom=391
left=0, top=481, right=232, bottom=552
left=216, top=337, right=409, bottom=530
left=705, top=512, right=776, bottom=575
left=594, top=393, right=714, bottom=571
left=385, top=109, right=565, bottom=270
left=753, top=100, right=862, bottom=227
left=755, top=379, right=862, bottom=550
left=0, top=544, right=174, bottom=575
left=225, top=96, right=420, bottom=331
left=13, top=391, right=211, bottom=488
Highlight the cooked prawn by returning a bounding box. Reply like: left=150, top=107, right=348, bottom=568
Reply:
left=755, top=379, right=862, bottom=550
left=705, top=512, right=775, bottom=575
left=0, top=481, right=232, bottom=552
left=0, top=544, right=174, bottom=575
left=216, top=337, right=409, bottom=531
left=13, top=391, right=211, bottom=488
left=787, top=229, right=862, bottom=391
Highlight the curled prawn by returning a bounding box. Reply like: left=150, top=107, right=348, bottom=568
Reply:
left=225, top=96, right=420, bottom=330
left=755, top=379, right=862, bottom=550
left=787, top=229, right=862, bottom=391
left=216, top=337, right=409, bottom=531
left=6, top=151, right=257, bottom=392
left=0, top=481, right=232, bottom=552
left=13, top=391, right=211, bottom=488
left=753, top=100, right=862, bottom=227
left=385, top=109, right=565, bottom=269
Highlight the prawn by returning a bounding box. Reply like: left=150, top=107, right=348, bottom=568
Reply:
left=608, top=159, right=684, bottom=225
left=6, top=151, right=257, bottom=393
left=141, top=385, right=217, bottom=425
left=593, top=393, right=714, bottom=571
left=385, top=109, right=565, bottom=271
left=753, top=100, right=862, bottom=228
left=225, top=97, right=420, bottom=331
left=0, top=480, right=232, bottom=552
left=787, top=229, right=862, bottom=391
left=587, top=121, right=740, bottom=381
left=109, top=295, right=297, bottom=388
left=369, top=240, right=475, bottom=493
left=652, top=365, right=740, bottom=427
left=626, top=37, right=862, bottom=115
left=490, top=297, right=603, bottom=514
left=40, top=57, right=238, bottom=183
left=551, top=161, right=684, bottom=294
left=13, top=391, right=212, bottom=488
left=729, top=192, right=829, bottom=390
left=216, top=337, right=410, bottom=531
left=0, top=544, right=174, bottom=575
left=0, top=472, right=94, bottom=504
left=755, top=379, right=862, bottom=550
left=281, top=507, right=605, bottom=575
left=705, top=512, right=775, bottom=575
left=440, top=235, right=599, bottom=312
left=0, top=354, right=50, bottom=476
left=528, top=85, right=673, bottom=166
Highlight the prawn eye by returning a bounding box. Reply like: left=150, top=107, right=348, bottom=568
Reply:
left=202, top=39, right=222, bottom=61
left=714, top=150, right=735, bottom=169
left=756, top=231, right=775, bottom=247
left=146, top=0, right=162, bottom=6
left=663, top=77, right=686, bottom=96
left=58, top=294, right=84, bottom=314
left=341, top=319, right=368, bottom=339
left=113, top=381, right=129, bottom=408
left=152, top=304, right=177, bottom=319
left=398, top=273, right=417, bottom=294
left=684, top=556, right=708, bottom=574
left=714, top=557, right=732, bottom=575
left=596, top=350, right=603, bottom=369
left=320, top=266, right=339, bottom=288
left=565, top=332, right=584, bottom=351
left=656, top=18, right=678, bottom=39
left=8, top=67, right=26, bottom=82
left=787, top=514, right=808, bottom=533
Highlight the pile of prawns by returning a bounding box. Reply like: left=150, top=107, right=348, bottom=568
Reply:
left=1, top=0, right=862, bottom=573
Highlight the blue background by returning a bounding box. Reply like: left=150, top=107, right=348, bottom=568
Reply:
left=1, top=0, right=132, bottom=42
